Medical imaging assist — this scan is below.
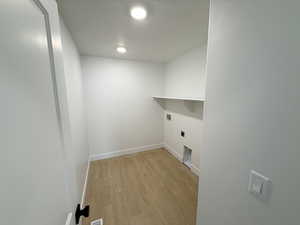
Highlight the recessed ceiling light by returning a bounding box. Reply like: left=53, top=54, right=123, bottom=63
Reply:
left=116, top=46, right=127, bottom=54
left=130, top=6, right=147, bottom=20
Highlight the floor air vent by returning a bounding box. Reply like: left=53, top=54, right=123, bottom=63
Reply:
left=91, top=218, right=103, bottom=225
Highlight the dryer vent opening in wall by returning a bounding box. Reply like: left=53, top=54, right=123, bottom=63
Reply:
left=183, top=145, right=192, bottom=168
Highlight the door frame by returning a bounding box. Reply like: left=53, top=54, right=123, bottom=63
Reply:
left=34, top=0, right=76, bottom=216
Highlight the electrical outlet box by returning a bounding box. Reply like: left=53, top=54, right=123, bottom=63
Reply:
left=248, top=170, right=271, bottom=201
left=181, top=131, right=185, bottom=137
left=166, top=114, right=171, bottom=120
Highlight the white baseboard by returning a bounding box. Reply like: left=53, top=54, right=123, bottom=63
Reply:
left=81, top=160, right=90, bottom=207
left=164, top=143, right=200, bottom=176
left=164, top=143, right=183, bottom=162
left=89, top=143, right=164, bottom=161
left=191, top=164, right=200, bottom=176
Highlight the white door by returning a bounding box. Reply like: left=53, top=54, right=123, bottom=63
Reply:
left=0, top=0, right=72, bottom=224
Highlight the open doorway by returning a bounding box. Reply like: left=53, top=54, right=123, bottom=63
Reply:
left=57, top=0, right=210, bottom=224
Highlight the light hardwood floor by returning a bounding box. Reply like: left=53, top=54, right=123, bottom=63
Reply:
left=83, top=148, right=198, bottom=225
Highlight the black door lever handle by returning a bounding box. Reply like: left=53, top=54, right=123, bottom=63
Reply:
left=75, top=204, right=89, bottom=224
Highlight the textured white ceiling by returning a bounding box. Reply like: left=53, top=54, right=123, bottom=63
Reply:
left=59, top=0, right=209, bottom=63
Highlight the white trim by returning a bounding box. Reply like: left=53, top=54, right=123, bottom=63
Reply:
left=65, top=212, right=72, bottom=225
left=191, top=164, right=200, bottom=176
left=81, top=160, right=90, bottom=207
left=152, top=96, right=205, bottom=102
left=164, top=143, right=183, bottom=162
left=164, top=144, right=200, bottom=176
left=89, top=143, right=164, bottom=161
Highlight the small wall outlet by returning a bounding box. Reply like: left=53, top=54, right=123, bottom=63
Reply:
left=166, top=114, right=172, bottom=120
left=181, top=131, right=185, bottom=137
left=248, top=170, right=271, bottom=201
left=91, top=218, right=103, bottom=225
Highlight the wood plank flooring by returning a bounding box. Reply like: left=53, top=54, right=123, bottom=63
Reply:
left=83, top=148, right=198, bottom=225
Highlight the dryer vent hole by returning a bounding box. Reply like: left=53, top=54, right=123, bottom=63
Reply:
left=183, top=145, right=192, bottom=168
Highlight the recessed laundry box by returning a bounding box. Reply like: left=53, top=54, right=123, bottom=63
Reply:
left=183, top=145, right=192, bottom=168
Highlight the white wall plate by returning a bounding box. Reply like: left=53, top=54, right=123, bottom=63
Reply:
left=248, top=170, right=271, bottom=201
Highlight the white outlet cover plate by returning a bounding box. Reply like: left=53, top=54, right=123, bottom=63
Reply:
left=91, top=218, right=103, bottom=225
left=248, top=170, right=271, bottom=201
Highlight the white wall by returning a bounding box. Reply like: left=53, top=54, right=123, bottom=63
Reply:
left=81, top=57, right=165, bottom=157
left=60, top=21, right=89, bottom=209
left=163, top=47, right=207, bottom=172
left=165, top=47, right=207, bottom=99
left=198, top=1, right=300, bottom=225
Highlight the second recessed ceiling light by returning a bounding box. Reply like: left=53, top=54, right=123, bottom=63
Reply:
left=130, top=6, right=147, bottom=20
left=116, top=46, right=127, bottom=54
